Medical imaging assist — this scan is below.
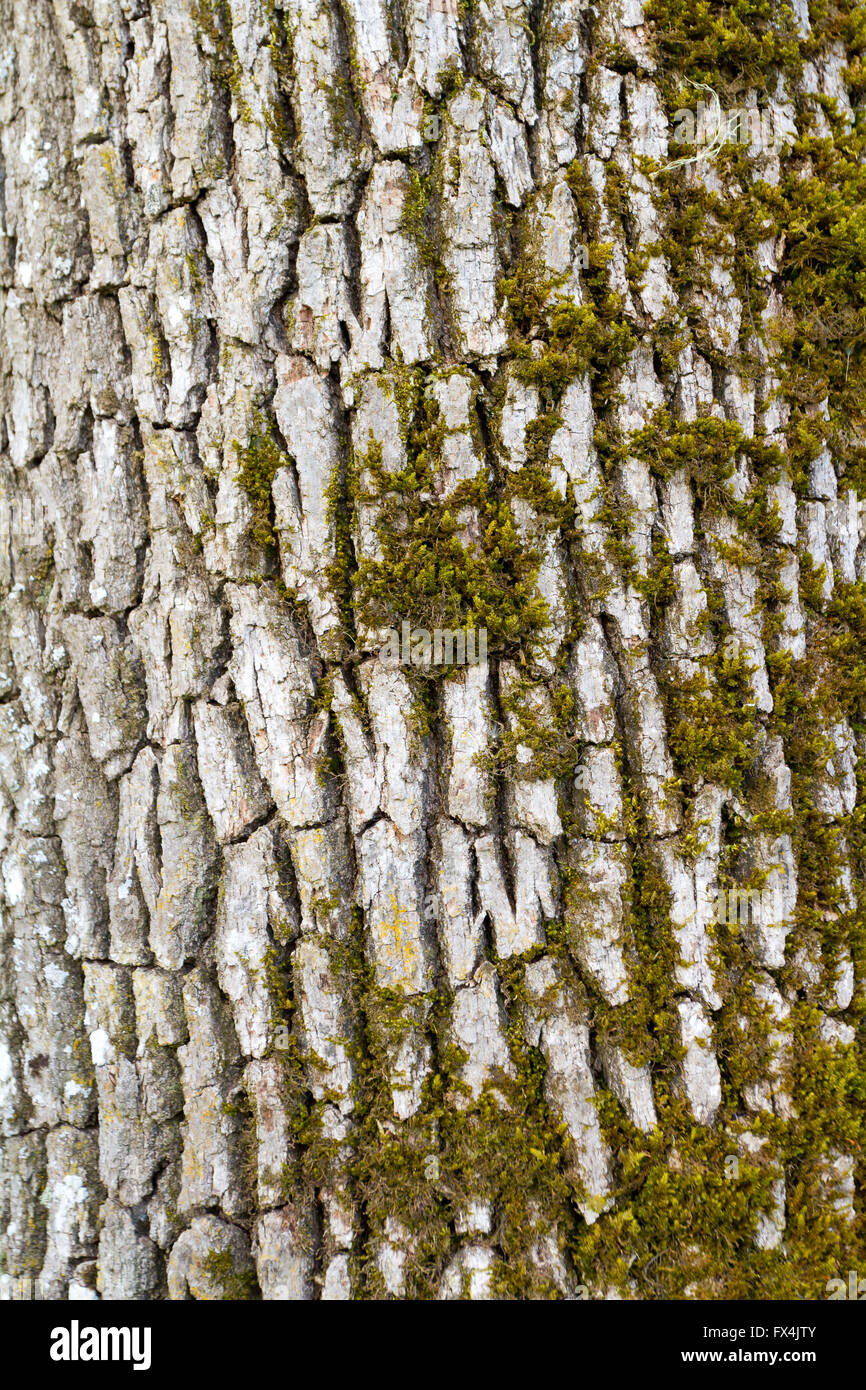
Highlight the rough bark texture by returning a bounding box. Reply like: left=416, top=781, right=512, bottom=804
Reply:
left=0, top=0, right=864, bottom=1300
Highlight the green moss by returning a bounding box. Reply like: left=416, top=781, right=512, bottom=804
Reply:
left=500, top=250, right=636, bottom=410
left=486, top=675, right=582, bottom=782
left=323, top=444, right=356, bottom=651
left=353, top=381, right=550, bottom=659
left=229, top=0, right=866, bottom=1299
left=634, top=530, right=678, bottom=609
left=646, top=0, right=802, bottom=88
left=200, top=1249, right=258, bottom=1301
left=632, top=408, right=744, bottom=490
left=233, top=414, right=287, bottom=554
left=400, top=169, right=436, bottom=270
left=190, top=0, right=238, bottom=95
left=645, top=0, right=866, bottom=471
left=264, top=3, right=295, bottom=153
left=348, top=975, right=578, bottom=1297
left=576, top=1102, right=777, bottom=1297
left=662, top=646, right=761, bottom=792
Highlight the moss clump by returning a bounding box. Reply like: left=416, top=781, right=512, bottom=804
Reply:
left=400, top=169, right=438, bottom=274
left=646, top=1, right=866, bottom=471
left=771, top=579, right=866, bottom=746
left=189, top=0, right=239, bottom=97
left=501, top=250, right=636, bottom=411
left=824, top=581, right=866, bottom=730
left=324, top=449, right=357, bottom=652
left=752, top=115, right=866, bottom=474
left=200, top=1249, right=259, bottom=1301
left=353, top=382, right=550, bottom=658
left=574, top=1093, right=777, bottom=1298
left=347, top=972, right=579, bottom=1298
left=356, top=483, right=549, bottom=656
left=634, top=531, right=678, bottom=609
left=233, top=416, right=287, bottom=554
left=661, top=646, right=761, bottom=792
left=631, top=408, right=744, bottom=491
left=646, top=0, right=802, bottom=89
left=487, top=676, right=582, bottom=782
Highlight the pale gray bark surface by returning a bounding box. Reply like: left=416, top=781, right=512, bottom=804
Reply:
left=0, top=0, right=862, bottom=1299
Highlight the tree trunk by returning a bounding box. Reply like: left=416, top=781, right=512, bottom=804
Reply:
left=0, top=0, right=863, bottom=1300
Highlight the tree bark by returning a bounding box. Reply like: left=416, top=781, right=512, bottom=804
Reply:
left=0, top=0, right=863, bottom=1299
